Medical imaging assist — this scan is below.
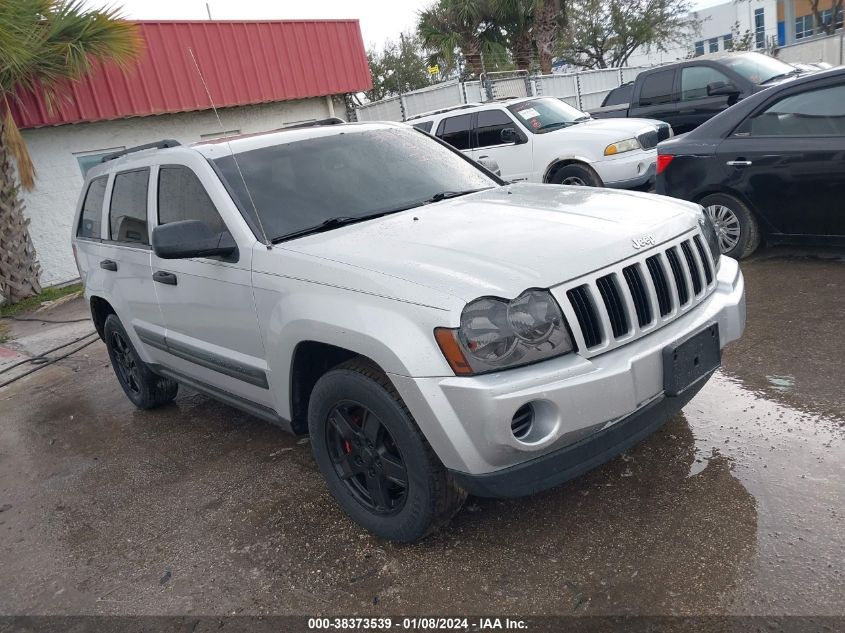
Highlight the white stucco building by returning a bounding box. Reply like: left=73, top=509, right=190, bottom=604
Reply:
left=10, top=19, right=372, bottom=291
left=627, top=0, right=843, bottom=66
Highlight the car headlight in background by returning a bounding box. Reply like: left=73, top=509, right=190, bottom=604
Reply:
left=604, top=138, right=640, bottom=156
left=698, top=207, right=722, bottom=265
left=434, top=289, right=574, bottom=375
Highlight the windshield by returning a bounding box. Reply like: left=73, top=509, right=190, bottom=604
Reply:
left=507, top=98, right=590, bottom=134
left=721, top=52, right=798, bottom=85
left=212, top=127, right=496, bottom=242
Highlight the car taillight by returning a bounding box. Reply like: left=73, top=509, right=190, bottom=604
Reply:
left=656, top=154, right=674, bottom=175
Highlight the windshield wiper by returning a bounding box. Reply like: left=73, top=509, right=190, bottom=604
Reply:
left=271, top=188, right=491, bottom=243
left=538, top=121, right=572, bottom=131
left=426, top=187, right=491, bottom=203
left=761, top=68, right=802, bottom=84
left=272, top=214, right=386, bottom=243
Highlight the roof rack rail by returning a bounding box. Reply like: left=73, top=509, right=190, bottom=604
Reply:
left=101, top=139, right=181, bottom=163
left=283, top=117, right=346, bottom=130
left=406, top=104, right=480, bottom=121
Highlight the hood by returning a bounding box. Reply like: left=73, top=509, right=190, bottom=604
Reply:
left=557, top=117, right=658, bottom=140
left=277, top=184, right=701, bottom=303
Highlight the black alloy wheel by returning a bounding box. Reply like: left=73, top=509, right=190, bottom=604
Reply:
left=325, top=401, right=408, bottom=515
left=110, top=329, right=142, bottom=397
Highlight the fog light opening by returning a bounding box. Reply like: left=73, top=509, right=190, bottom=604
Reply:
left=511, top=403, right=535, bottom=440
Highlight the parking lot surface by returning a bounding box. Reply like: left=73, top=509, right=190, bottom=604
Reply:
left=0, top=248, right=843, bottom=616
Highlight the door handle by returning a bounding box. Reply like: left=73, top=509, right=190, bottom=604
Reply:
left=152, top=271, right=177, bottom=286
left=726, top=160, right=752, bottom=166
left=99, top=259, right=118, bottom=271
left=478, top=155, right=490, bottom=159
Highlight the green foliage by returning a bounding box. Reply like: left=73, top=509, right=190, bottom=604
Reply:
left=556, top=0, right=700, bottom=69
left=366, top=34, right=435, bottom=102
left=0, top=282, right=82, bottom=317
left=0, top=0, right=141, bottom=188
left=726, top=21, right=754, bottom=52
left=417, top=0, right=509, bottom=77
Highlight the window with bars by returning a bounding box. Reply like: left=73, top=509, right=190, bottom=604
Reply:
left=755, top=8, right=765, bottom=49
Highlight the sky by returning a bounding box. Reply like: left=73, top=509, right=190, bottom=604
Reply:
left=93, top=0, right=725, bottom=51
left=92, top=0, right=432, bottom=50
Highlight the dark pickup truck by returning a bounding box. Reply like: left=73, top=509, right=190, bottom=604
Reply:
left=589, top=52, right=808, bottom=134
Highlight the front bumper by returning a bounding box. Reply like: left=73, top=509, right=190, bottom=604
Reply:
left=389, top=257, right=745, bottom=482
left=594, top=148, right=657, bottom=189
left=451, top=380, right=705, bottom=497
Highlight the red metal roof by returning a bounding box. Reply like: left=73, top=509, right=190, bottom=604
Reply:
left=12, top=20, right=372, bottom=129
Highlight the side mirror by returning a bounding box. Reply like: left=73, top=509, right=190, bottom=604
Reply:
left=500, top=127, right=519, bottom=144
left=476, top=156, right=501, bottom=176
left=152, top=220, right=237, bottom=260
left=707, top=81, right=740, bottom=97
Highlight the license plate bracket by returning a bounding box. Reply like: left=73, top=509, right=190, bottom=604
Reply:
left=662, top=323, right=721, bottom=396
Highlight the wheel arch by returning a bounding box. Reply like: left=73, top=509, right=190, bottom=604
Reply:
left=543, top=157, right=602, bottom=184
left=288, top=341, right=391, bottom=435
left=692, top=187, right=773, bottom=236
left=89, top=295, right=116, bottom=340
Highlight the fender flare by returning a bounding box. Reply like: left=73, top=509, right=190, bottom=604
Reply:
left=542, top=156, right=602, bottom=184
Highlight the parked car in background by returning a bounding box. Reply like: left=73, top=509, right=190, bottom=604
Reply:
left=590, top=52, right=812, bottom=134
left=656, top=67, right=845, bottom=259
left=409, top=98, right=671, bottom=188
left=72, top=120, right=744, bottom=542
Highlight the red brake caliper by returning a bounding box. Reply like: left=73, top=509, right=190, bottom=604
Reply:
left=343, top=440, right=352, bottom=454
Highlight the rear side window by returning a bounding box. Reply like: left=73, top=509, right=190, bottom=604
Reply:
left=603, top=83, right=633, bottom=107
left=639, top=70, right=675, bottom=106
left=76, top=177, right=107, bottom=239
left=158, top=166, right=228, bottom=234
left=411, top=121, right=433, bottom=133
left=475, top=110, right=517, bottom=147
left=436, top=114, right=473, bottom=150
left=748, top=83, right=845, bottom=136
left=109, top=169, right=150, bottom=246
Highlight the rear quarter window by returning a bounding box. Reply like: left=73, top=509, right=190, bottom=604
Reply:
left=411, top=121, right=433, bottom=133
left=76, top=177, right=108, bottom=239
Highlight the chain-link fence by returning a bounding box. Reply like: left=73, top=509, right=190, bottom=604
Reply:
left=354, top=67, right=649, bottom=122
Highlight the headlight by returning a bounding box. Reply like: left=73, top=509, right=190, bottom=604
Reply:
left=604, top=138, right=640, bottom=156
left=698, top=207, right=722, bottom=265
left=434, top=290, right=574, bottom=375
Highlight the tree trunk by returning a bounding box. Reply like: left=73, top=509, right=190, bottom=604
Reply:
left=534, top=1, right=562, bottom=74
left=0, top=124, right=41, bottom=305
left=514, top=32, right=534, bottom=71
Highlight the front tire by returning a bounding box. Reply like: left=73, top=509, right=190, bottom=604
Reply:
left=308, top=359, right=466, bottom=542
left=103, top=314, right=178, bottom=409
left=700, top=193, right=761, bottom=259
left=550, top=163, right=602, bottom=187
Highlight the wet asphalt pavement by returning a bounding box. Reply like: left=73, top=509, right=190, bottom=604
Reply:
left=0, top=247, right=843, bottom=617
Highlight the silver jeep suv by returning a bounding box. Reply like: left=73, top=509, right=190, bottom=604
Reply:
left=72, top=121, right=745, bottom=542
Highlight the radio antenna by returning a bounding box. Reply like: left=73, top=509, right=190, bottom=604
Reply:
left=188, top=47, right=272, bottom=248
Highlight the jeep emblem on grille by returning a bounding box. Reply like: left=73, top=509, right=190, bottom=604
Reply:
left=632, top=235, right=656, bottom=249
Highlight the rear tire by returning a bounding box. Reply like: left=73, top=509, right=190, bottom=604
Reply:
left=103, top=314, right=178, bottom=409
left=700, top=193, right=761, bottom=259
left=308, top=358, right=466, bottom=542
left=550, top=163, right=602, bottom=187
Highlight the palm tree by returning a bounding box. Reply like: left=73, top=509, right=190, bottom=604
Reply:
left=532, top=0, right=566, bottom=74
left=493, top=0, right=535, bottom=72
left=418, top=0, right=506, bottom=78
left=0, top=0, right=140, bottom=305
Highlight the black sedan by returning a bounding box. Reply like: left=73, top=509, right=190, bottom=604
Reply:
left=656, top=67, right=845, bottom=259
